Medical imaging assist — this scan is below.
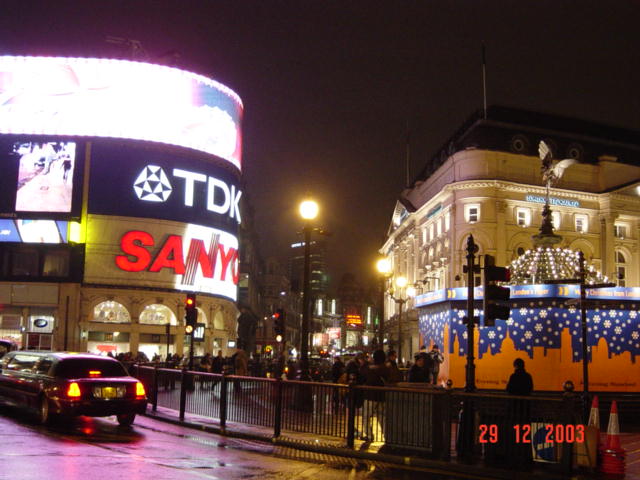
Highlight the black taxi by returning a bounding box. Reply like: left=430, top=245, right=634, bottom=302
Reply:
left=0, top=351, right=147, bottom=426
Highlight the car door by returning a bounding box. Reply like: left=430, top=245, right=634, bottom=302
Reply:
left=0, top=353, right=15, bottom=402
left=4, top=354, right=40, bottom=406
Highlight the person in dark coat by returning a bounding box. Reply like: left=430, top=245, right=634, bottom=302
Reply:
left=506, top=358, right=533, bottom=395
left=408, top=355, right=430, bottom=383
left=332, top=356, right=345, bottom=383
left=505, top=358, right=534, bottom=467
left=427, top=344, right=444, bottom=385
left=362, top=349, right=391, bottom=441
left=385, top=350, right=403, bottom=384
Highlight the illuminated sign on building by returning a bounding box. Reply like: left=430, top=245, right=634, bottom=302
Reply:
left=0, top=56, right=243, bottom=170
left=89, top=143, right=242, bottom=232
left=0, top=137, right=83, bottom=219
left=525, top=195, right=580, bottom=208
left=345, top=314, right=363, bottom=326
left=0, top=219, right=67, bottom=243
left=116, top=226, right=238, bottom=299
left=84, top=216, right=238, bottom=301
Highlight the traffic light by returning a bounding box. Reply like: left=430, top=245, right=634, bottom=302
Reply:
left=483, top=255, right=511, bottom=326
left=185, top=293, right=197, bottom=334
left=272, top=308, right=285, bottom=342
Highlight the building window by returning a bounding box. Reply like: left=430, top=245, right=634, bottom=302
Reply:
left=445, top=213, right=450, bottom=232
left=429, top=224, right=434, bottom=241
left=465, top=204, right=480, bottom=223
left=436, top=218, right=442, bottom=236
left=517, top=247, right=526, bottom=256
left=616, top=250, right=627, bottom=287
left=92, top=301, right=131, bottom=323
left=614, top=224, right=628, bottom=239
left=42, top=250, right=70, bottom=277
left=140, top=304, right=177, bottom=325
left=10, top=249, right=39, bottom=276
left=516, top=208, right=531, bottom=227
left=575, top=215, right=588, bottom=233
left=551, top=211, right=561, bottom=230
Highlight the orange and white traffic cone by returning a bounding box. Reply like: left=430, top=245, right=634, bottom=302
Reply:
left=599, top=400, right=625, bottom=476
left=588, top=395, right=599, bottom=429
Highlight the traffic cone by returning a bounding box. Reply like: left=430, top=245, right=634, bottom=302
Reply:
left=588, top=395, right=599, bottom=429
left=604, top=400, right=621, bottom=451
left=599, top=400, right=626, bottom=476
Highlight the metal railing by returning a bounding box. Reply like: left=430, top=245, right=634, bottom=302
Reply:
left=132, top=365, right=581, bottom=473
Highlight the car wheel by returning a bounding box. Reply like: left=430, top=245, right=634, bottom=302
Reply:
left=117, top=413, right=136, bottom=427
left=39, top=396, right=50, bottom=425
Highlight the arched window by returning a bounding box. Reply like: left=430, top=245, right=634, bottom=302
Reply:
left=139, top=304, right=177, bottom=325
left=213, top=311, right=225, bottom=330
left=615, top=250, right=628, bottom=287
left=197, top=308, right=208, bottom=328
left=92, top=301, right=130, bottom=323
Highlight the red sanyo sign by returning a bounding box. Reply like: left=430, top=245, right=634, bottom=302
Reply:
left=115, top=230, right=239, bottom=288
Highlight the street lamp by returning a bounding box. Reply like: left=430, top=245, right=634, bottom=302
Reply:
left=376, top=258, right=392, bottom=346
left=298, top=198, right=318, bottom=381
left=387, top=275, right=416, bottom=363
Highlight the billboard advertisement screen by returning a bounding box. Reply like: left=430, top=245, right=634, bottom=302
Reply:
left=84, top=215, right=238, bottom=301
left=0, top=56, right=243, bottom=170
left=0, top=136, right=83, bottom=219
left=0, top=219, right=68, bottom=243
left=88, top=141, right=241, bottom=235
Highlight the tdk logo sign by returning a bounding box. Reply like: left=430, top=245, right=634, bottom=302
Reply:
left=133, top=165, right=242, bottom=224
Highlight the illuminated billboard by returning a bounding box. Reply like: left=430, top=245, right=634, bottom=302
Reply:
left=0, top=219, right=68, bottom=243
left=14, top=141, right=76, bottom=212
left=84, top=215, right=238, bottom=301
left=0, top=56, right=243, bottom=170
left=0, top=137, right=83, bottom=219
left=88, top=142, right=241, bottom=233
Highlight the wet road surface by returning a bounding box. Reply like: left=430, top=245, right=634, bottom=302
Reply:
left=0, top=406, right=487, bottom=480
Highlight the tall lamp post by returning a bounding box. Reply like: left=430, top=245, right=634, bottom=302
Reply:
left=376, top=258, right=392, bottom=347
left=298, top=198, right=319, bottom=381
left=387, top=276, right=416, bottom=363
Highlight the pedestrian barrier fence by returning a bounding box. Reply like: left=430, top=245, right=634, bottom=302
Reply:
left=133, top=365, right=582, bottom=473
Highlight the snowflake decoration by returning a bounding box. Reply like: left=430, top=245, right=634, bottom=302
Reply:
left=614, top=326, right=622, bottom=335
left=604, top=320, right=611, bottom=328
left=632, top=331, right=639, bottom=340
left=534, top=323, right=543, bottom=332
left=630, top=311, right=637, bottom=319
left=524, top=331, right=533, bottom=339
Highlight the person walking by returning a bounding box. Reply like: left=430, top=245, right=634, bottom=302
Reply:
left=506, top=358, right=534, bottom=467
left=507, top=358, right=533, bottom=395
left=385, top=350, right=403, bottom=384
left=233, top=348, right=248, bottom=393
left=428, top=344, right=444, bottom=385
left=362, top=349, right=391, bottom=442
left=408, top=354, right=430, bottom=383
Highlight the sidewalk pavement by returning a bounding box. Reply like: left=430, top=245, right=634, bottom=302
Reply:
left=144, top=406, right=640, bottom=479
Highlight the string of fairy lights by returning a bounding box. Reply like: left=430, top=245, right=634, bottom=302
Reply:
left=508, top=247, right=608, bottom=285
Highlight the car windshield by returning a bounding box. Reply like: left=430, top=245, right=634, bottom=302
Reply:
left=55, top=358, right=128, bottom=379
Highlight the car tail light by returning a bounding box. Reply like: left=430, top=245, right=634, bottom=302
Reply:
left=88, top=370, right=101, bottom=377
left=135, top=382, right=146, bottom=398
left=67, top=382, right=81, bottom=398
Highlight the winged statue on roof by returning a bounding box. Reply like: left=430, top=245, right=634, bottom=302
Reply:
left=539, top=141, right=577, bottom=188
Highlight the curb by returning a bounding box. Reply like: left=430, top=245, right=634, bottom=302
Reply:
left=143, top=411, right=576, bottom=480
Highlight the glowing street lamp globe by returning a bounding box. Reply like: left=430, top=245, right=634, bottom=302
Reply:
left=299, top=199, right=319, bottom=220
left=376, top=258, right=391, bottom=275
left=395, top=276, right=408, bottom=288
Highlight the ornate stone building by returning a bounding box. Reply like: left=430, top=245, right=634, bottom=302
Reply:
left=381, top=106, right=640, bottom=363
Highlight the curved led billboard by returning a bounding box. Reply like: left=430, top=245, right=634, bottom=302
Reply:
left=0, top=56, right=243, bottom=170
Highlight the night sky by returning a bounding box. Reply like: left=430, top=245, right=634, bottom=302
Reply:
left=2, top=1, right=639, bottom=290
